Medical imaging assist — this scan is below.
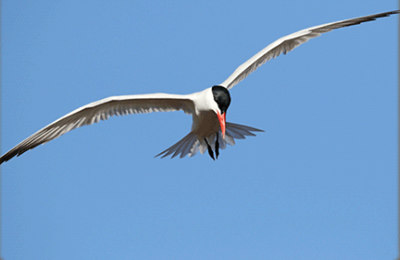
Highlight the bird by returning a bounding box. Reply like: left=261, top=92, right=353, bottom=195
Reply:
left=0, top=10, right=398, bottom=164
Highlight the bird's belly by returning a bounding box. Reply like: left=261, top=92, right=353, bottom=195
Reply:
left=191, top=111, right=220, bottom=139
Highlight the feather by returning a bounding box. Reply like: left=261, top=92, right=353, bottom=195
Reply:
left=156, top=122, right=264, bottom=159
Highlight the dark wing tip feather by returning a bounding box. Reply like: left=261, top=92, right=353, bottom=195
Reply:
left=1, top=95, right=195, bottom=164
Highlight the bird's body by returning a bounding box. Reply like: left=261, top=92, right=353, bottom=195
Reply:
left=190, top=88, right=221, bottom=137
left=1, top=10, right=398, bottom=164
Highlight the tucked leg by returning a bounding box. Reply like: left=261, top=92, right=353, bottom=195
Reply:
left=215, top=133, right=220, bottom=159
left=204, top=138, right=215, bottom=160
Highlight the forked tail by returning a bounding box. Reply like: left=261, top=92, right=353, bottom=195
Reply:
left=155, top=122, right=264, bottom=159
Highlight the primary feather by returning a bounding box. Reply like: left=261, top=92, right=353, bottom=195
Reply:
left=0, top=94, right=194, bottom=164
left=220, top=10, right=399, bottom=89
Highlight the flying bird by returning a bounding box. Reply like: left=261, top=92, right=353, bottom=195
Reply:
left=1, top=10, right=398, bottom=164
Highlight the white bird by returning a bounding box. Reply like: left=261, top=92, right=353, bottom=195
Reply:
left=1, top=10, right=398, bottom=164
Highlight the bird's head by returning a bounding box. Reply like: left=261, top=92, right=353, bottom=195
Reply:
left=212, top=85, right=231, bottom=139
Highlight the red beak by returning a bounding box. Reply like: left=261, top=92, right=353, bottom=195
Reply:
left=217, top=111, right=226, bottom=139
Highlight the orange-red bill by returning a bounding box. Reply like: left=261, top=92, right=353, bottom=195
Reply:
left=217, top=111, right=226, bottom=139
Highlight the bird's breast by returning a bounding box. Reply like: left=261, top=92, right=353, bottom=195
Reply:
left=191, top=110, right=220, bottom=139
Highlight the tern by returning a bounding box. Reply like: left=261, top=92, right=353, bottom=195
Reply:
left=1, top=10, right=398, bottom=164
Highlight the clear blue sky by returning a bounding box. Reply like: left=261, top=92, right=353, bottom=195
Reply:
left=2, top=1, right=398, bottom=259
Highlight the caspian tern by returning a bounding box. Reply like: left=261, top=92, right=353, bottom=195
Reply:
left=1, top=10, right=398, bottom=164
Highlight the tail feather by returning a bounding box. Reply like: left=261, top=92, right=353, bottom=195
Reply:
left=225, top=122, right=262, bottom=139
left=155, top=132, right=199, bottom=159
left=155, top=122, right=264, bottom=159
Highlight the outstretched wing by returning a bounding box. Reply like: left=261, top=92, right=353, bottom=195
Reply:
left=220, top=10, right=399, bottom=90
left=0, top=93, right=195, bottom=164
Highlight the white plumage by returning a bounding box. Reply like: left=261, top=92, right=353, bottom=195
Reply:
left=220, top=10, right=399, bottom=89
left=1, top=10, right=398, bottom=164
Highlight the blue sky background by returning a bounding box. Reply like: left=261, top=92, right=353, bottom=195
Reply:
left=1, top=1, right=398, bottom=259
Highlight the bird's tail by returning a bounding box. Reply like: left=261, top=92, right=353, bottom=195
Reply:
left=155, top=122, right=264, bottom=159
left=155, top=132, right=199, bottom=159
